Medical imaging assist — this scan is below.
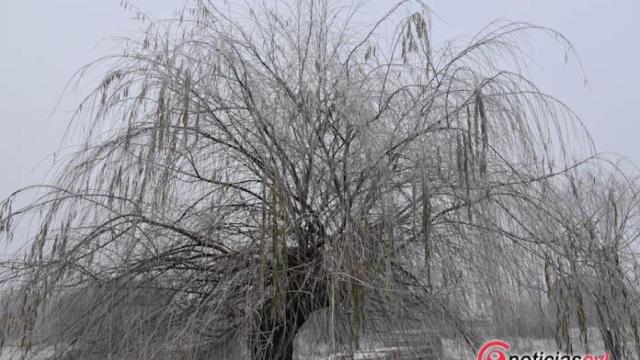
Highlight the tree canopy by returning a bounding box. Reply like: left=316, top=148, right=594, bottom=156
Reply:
left=1, top=1, right=639, bottom=359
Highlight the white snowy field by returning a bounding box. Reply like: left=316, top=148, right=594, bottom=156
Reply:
left=0, top=329, right=610, bottom=360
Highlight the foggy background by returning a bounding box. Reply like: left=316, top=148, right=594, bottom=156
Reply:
left=1, top=0, right=638, bottom=204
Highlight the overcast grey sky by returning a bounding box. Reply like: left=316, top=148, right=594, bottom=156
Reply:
left=1, top=0, right=639, bottom=202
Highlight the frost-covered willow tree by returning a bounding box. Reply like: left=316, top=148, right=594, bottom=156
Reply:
left=1, top=1, right=640, bottom=359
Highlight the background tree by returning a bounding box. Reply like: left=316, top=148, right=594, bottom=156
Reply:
left=1, top=1, right=639, bottom=359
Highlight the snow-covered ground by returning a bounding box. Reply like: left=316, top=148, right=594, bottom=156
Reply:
left=0, top=329, right=609, bottom=359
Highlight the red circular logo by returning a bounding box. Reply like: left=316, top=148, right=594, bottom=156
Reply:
left=477, top=340, right=511, bottom=360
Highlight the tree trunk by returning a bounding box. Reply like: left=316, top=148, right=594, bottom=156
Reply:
left=250, top=250, right=327, bottom=360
